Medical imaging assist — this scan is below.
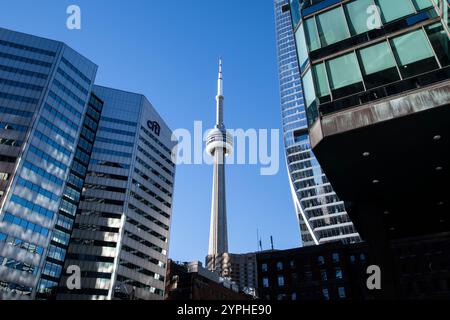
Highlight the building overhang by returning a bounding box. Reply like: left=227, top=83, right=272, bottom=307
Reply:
left=309, top=80, right=450, bottom=240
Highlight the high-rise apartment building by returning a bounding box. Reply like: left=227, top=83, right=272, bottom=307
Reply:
left=0, top=27, right=98, bottom=299
left=274, top=0, right=360, bottom=246
left=57, top=86, right=176, bottom=300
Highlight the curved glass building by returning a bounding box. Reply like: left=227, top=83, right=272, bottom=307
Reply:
left=274, top=0, right=360, bottom=246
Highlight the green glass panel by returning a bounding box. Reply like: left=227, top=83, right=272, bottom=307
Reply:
left=425, top=22, right=450, bottom=66
left=295, top=23, right=309, bottom=69
left=304, top=17, right=320, bottom=51
left=376, top=0, right=415, bottom=23
left=316, top=7, right=350, bottom=46
left=390, top=29, right=435, bottom=66
left=312, top=63, right=330, bottom=98
left=345, top=0, right=376, bottom=35
left=358, top=41, right=396, bottom=75
left=326, top=52, right=362, bottom=90
left=411, top=0, right=433, bottom=10
left=302, top=69, right=316, bottom=108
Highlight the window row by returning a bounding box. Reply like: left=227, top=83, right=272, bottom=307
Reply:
left=0, top=63, right=48, bottom=79
left=0, top=121, right=28, bottom=132
left=0, top=255, right=38, bottom=275
left=0, top=137, right=22, bottom=147
left=56, top=67, right=89, bottom=96
left=0, top=51, right=52, bottom=68
left=16, top=176, right=60, bottom=202
left=135, top=156, right=173, bottom=186
left=60, top=57, right=92, bottom=85
left=29, top=144, right=68, bottom=171
left=93, top=147, right=131, bottom=158
left=43, top=103, right=79, bottom=131
left=10, top=194, right=55, bottom=219
left=0, top=91, right=38, bottom=104
left=298, top=0, right=434, bottom=55
left=0, top=39, right=56, bottom=57
left=39, top=117, right=76, bottom=144
left=303, top=23, right=449, bottom=122
left=0, top=77, right=44, bottom=92
left=101, top=116, right=137, bottom=127
left=3, top=212, right=50, bottom=236
left=96, top=136, right=134, bottom=147
left=52, top=78, right=86, bottom=107
left=0, top=106, right=33, bottom=118
left=0, top=232, right=44, bottom=255
left=48, top=90, right=82, bottom=118
left=35, top=129, right=72, bottom=157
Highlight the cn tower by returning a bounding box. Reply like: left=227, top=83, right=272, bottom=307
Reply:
left=206, top=59, right=233, bottom=269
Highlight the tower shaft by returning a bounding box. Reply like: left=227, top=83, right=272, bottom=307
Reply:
left=207, top=59, right=231, bottom=258
left=208, top=148, right=228, bottom=255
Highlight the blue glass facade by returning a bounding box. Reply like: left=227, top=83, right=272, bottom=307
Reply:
left=0, top=28, right=98, bottom=299
left=274, top=0, right=360, bottom=246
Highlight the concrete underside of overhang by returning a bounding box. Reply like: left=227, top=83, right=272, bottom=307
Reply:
left=309, top=80, right=450, bottom=240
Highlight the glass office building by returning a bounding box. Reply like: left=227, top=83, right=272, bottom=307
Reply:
left=0, top=28, right=177, bottom=300
left=0, top=27, right=98, bottom=299
left=274, top=0, right=360, bottom=246
left=57, top=86, right=176, bottom=300
left=289, top=0, right=449, bottom=242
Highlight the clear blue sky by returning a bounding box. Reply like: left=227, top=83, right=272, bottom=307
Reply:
left=0, top=0, right=301, bottom=262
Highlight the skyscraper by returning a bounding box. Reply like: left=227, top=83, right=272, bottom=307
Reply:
left=0, top=27, right=177, bottom=300
left=289, top=0, right=450, bottom=297
left=0, top=27, right=98, bottom=299
left=205, top=60, right=233, bottom=274
left=57, top=85, right=176, bottom=300
left=274, top=0, right=360, bottom=246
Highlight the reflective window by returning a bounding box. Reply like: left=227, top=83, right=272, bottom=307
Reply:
left=296, top=23, right=310, bottom=69
left=263, top=277, right=269, bottom=288
left=312, top=63, right=331, bottom=103
left=411, top=0, right=433, bottom=10
left=375, top=0, right=415, bottom=23
left=276, top=261, right=283, bottom=271
left=336, top=268, right=343, bottom=279
left=303, top=69, right=316, bottom=109
left=278, top=275, right=285, bottom=287
left=425, top=23, right=450, bottom=67
left=357, top=41, right=400, bottom=89
left=390, top=29, right=438, bottom=77
left=290, top=0, right=301, bottom=27
left=332, top=253, right=340, bottom=263
left=316, top=7, right=350, bottom=46
left=318, top=255, right=325, bottom=265
left=326, top=52, right=364, bottom=98
left=338, top=287, right=346, bottom=298
left=322, top=288, right=330, bottom=300
left=345, top=0, right=377, bottom=35
left=304, top=17, right=320, bottom=51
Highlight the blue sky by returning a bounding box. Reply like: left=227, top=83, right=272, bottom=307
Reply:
left=0, top=0, right=301, bottom=262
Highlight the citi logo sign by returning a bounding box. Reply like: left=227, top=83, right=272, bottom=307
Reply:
left=147, top=120, right=161, bottom=136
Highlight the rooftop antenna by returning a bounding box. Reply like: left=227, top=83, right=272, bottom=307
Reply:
left=256, top=228, right=259, bottom=252
left=270, top=236, right=274, bottom=251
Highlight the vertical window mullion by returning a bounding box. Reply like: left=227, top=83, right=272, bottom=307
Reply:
left=421, top=25, right=443, bottom=68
